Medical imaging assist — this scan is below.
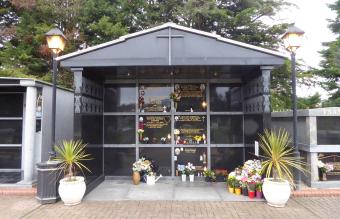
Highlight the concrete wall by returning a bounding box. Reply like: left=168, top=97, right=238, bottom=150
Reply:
left=40, top=85, right=74, bottom=163
left=271, top=107, right=340, bottom=188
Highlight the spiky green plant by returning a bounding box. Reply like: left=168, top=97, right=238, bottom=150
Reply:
left=259, top=129, right=307, bottom=185
left=54, top=140, right=92, bottom=181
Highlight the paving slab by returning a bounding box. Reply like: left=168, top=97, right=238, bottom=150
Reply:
left=84, top=179, right=265, bottom=202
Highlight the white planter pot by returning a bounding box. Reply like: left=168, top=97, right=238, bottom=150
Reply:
left=181, top=175, right=187, bottom=182
left=189, top=174, right=194, bottom=182
left=146, top=175, right=155, bottom=185
left=262, top=178, right=291, bottom=207
left=58, top=176, right=86, bottom=206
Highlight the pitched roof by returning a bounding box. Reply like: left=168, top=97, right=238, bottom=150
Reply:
left=57, top=22, right=287, bottom=66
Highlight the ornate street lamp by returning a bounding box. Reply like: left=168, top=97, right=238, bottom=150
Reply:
left=281, top=24, right=304, bottom=189
left=45, top=28, right=66, bottom=158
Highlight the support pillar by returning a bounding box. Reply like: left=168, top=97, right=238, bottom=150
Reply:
left=22, top=86, right=37, bottom=183
left=310, top=152, right=319, bottom=182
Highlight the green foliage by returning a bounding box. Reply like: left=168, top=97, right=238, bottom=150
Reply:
left=297, top=93, right=321, bottom=109
left=313, top=0, right=340, bottom=106
left=1, top=0, right=291, bottom=90
left=54, top=140, right=92, bottom=181
left=259, top=129, right=308, bottom=185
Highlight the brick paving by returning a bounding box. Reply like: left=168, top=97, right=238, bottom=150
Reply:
left=1, top=196, right=340, bottom=219
left=0, top=187, right=36, bottom=196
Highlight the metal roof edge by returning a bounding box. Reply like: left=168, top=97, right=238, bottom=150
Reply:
left=0, top=77, right=74, bottom=92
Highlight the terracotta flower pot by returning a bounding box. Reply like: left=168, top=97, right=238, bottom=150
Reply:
left=248, top=191, right=255, bottom=199
left=132, top=171, right=141, bottom=185
left=228, top=187, right=234, bottom=193
left=235, top=188, right=241, bottom=195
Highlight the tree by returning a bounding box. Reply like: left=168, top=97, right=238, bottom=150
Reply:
left=1, top=0, right=291, bottom=89
left=315, top=0, right=340, bottom=106
left=0, top=0, right=20, bottom=47
left=297, top=93, right=321, bottom=109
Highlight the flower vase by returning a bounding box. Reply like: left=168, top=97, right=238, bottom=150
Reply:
left=319, top=170, right=327, bottom=181
left=181, top=174, right=186, bottom=182
left=242, top=187, right=248, bottom=196
left=235, top=188, right=241, bottom=195
left=189, top=174, right=194, bottom=182
left=256, top=191, right=263, bottom=199
left=228, top=187, right=234, bottom=193
left=139, top=134, right=143, bottom=142
left=248, top=191, right=255, bottom=199
left=132, top=172, right=141, bottom=185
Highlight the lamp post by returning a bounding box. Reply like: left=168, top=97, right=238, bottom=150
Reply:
left=45, top=28, right=66, bottom=157
left=281, top=24, right=304, bottom=189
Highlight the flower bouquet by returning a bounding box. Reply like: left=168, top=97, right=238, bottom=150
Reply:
left=241, top=176, right=248, bottom=196
left=247, top=180, right=256, bottom=199
left=227, top=172, right=236, bottom=193
left=318, top=160, right=334, bottom=181
left=255, top=180, right=263, bottom=198
left=132, top=157, right=152, bottom=185
left=234, top=180, right=242, bottom=195
left=203, top=169, right=216, bottom=182
left=137, top=129, right=144, bottom=141
left=185, top=162, right=196, bottom=182
left=178, top=164, right=187, bottom=182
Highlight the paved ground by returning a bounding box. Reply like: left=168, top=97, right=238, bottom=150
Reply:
left=84, top=180, right=263, bottom=201
left=2, top=196, right=340, bottom=219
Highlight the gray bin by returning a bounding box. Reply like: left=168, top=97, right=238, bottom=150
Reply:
left=36, top=161, right=63, bottom=204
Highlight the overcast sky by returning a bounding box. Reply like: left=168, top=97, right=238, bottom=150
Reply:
left=275, top=0, right=337, bottom=98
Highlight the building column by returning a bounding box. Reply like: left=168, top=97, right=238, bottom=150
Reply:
left=310, top=152, right=319, bottom=182
left=22, top=86, right=37, bottom=182
left=260, top=66, right=273, bottom=130
left=307, top=116, right=319, bottom=182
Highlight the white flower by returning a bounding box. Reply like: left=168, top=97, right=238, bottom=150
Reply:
left=317, top=160, right=325, bottom=168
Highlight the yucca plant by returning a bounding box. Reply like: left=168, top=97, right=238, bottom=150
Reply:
left=54, top=140, right=92, bottom=181
left=258, top=129, right=307, bottom=185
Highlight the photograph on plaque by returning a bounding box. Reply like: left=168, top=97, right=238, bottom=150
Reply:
left=139, top=84, right=171, bottom=112
left=175, top=83, right=206, bottom=112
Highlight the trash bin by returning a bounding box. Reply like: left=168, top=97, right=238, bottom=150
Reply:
left=36, top=161, right=62, bottom=204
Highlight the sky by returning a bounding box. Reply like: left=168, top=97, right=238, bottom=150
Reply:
left=275, top=0, right=337, bottom=98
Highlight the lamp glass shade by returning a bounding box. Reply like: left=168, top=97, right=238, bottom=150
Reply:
left=46, top=35, right=66, bottom=53
left=283, top=32, right=303, bottom=52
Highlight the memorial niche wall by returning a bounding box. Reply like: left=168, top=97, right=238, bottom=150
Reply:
left=103, top=81, right=245, bottom=176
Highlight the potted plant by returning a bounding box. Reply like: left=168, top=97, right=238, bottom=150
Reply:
left=318, top=160, right=334, bottom=181
left=185, top=162, right=195, bottom=182
left=256, top=180, right=263, bottom=199
left=54, top=140, right=92, bottom=206
left=241, top=177, right=248, bottom=196
left=203, top=169, right=216, bottom=182
left=132, top=158, right=149, bottom=185
left=234, top=180, right=242, bottom=195
left=259, top=129, right=307, bottom=207
left=247, top=180, right=256, bottom=199
left=227, top=172, right=236, bottom=193
left=178, top=165, right=187, bottom=182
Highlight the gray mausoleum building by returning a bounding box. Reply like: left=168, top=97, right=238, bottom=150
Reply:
left=56, top=23, right=287, bottom=188
left=0, top=78, right=74, bottom=185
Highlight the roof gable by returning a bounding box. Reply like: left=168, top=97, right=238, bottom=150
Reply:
left=58, top=22, right=287, bottom=67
